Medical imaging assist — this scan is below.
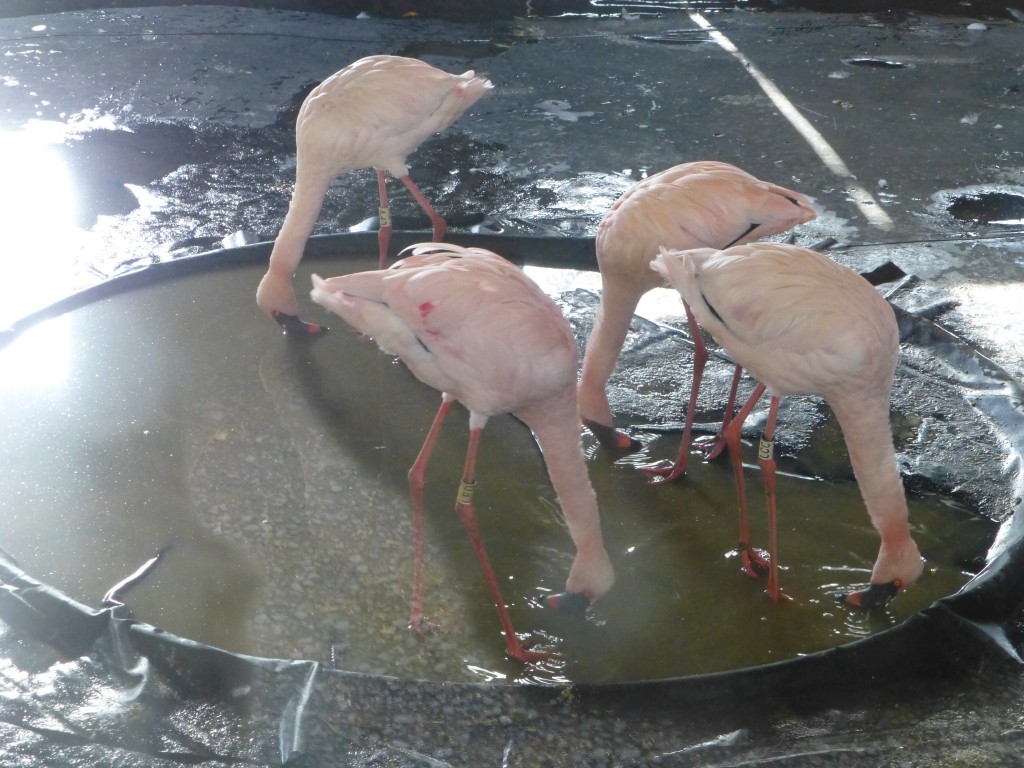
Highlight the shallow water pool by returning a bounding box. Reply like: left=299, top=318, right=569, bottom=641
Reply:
left=0, top=252, right=994, bottom=684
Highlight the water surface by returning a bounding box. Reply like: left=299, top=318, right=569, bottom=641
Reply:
left=0, top=253, right=993, bottom=683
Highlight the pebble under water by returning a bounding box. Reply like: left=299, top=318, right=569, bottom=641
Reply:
left=0, top=253, right=995, bottom=684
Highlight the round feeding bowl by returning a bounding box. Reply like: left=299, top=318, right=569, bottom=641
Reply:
left=1, top=232, right=1022, bottom=700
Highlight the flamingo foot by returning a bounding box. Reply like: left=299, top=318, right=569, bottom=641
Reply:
left=272, top=311, right=327, bottom=336
left=583, top=419, right=642, bottom=455
left=506, top=636, right=559, bottom=664
left=735, top=543, right=771, bottom=579
left=542, top=591, right=591, bottom=616
left=638, top=460, right=687, bottom=484
left=409, top=614, right=439, bottom=637
left=838, top=580, right=901, bottom=611
left=766, top=585, right=794, bottom=603
left=693, top=433, right=727, bottom=462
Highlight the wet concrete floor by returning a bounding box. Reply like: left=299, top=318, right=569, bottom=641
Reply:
left=1, top=4, right=1024, bottom=766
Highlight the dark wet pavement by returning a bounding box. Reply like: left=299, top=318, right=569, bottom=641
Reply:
left=2, top=4, right=1024, bottom=766
left=2, top=6, right=1023, bottom=376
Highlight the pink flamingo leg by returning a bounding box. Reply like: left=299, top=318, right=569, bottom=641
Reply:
left=643, top=311, right=749, bottom=482
left=643, top=302, right=708, bottom=483
left=724, top=367, right=740, bottom=420
left=377, top=170, right=393, bottom=269
left=406, top=397, right=453, bottom=635
left=456, top=427, right=555, bottom=664
left=723, top=382, right=771, bottom=578
left=757, top=396, right=791, bottom=602
left=579, top=279, right=646, bottom=453
left=400, top=174, right=447, bottom=243
left=696, top=363, right=744, bottom=462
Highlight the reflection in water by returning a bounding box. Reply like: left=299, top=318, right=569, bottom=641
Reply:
left=0, top=255, right=997, bottom=685
left=1, top=287, right=261, bottom=655
left=0, top=311, right=70, bottom=389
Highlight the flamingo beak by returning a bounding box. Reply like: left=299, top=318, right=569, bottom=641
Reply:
left=272, top=311, right=327, bottom=336
left=838, top=579, right=902, bottom=611
left=542, top=591, right=592, bottom=616
left=583, top=419, right=643, bottom=454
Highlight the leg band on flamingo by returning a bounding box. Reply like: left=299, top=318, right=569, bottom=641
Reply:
left=456, top=480, right=475, bottom=506
left=377, top=171, right=393, bottom=269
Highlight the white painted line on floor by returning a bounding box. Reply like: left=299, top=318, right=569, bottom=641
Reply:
left=690, top=12, right=894, bottom=232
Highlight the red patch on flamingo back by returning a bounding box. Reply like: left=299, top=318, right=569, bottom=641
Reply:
left=418, top=301, right=435, bottom=317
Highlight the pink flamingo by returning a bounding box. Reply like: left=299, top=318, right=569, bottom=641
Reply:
left=579, top=161, right=816, bottom=481
left=257, top=55, right=493, bottom=335
left=651, top=242, right=924, bottom=608
left=309, top=243, right=614, bottom=662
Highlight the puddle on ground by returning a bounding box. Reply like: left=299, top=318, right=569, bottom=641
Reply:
left=947, top=191, right=1024, bottom=227
left=841, top=57, right=911, bottom=69
left=0, top=253, right=995, bottom=684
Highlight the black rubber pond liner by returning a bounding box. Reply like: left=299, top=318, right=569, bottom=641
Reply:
left=1, top=232, right=1023, bottom=765
left=0, top=231, right=597, bottom=345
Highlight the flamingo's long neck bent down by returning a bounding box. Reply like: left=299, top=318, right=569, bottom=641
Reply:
left=517, top=390, right=614, bottom=598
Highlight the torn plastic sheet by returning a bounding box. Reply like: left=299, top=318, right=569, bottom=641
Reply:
left=2, top=544, right=1023, bottom=767
left=1, top=233, right=1023, bottom=766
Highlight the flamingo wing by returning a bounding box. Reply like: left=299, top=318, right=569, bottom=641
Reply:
left=312, top=244, right=577, bottom=416
left=384, top=247, right=578, bottom=414
left=654, top=244, right=895, bottom=398
left=300, top=56, right=492, bottom=177
left=597, top=162, right=816, bottom=286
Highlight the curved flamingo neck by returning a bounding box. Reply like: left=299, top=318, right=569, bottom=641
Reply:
left=578, top=278, right=647, bottom=427
left=829, top=394, right=911, bottom=543
left=517, top=392, right=606, bottom=559
left=267, top=172, right=333, bottom=279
